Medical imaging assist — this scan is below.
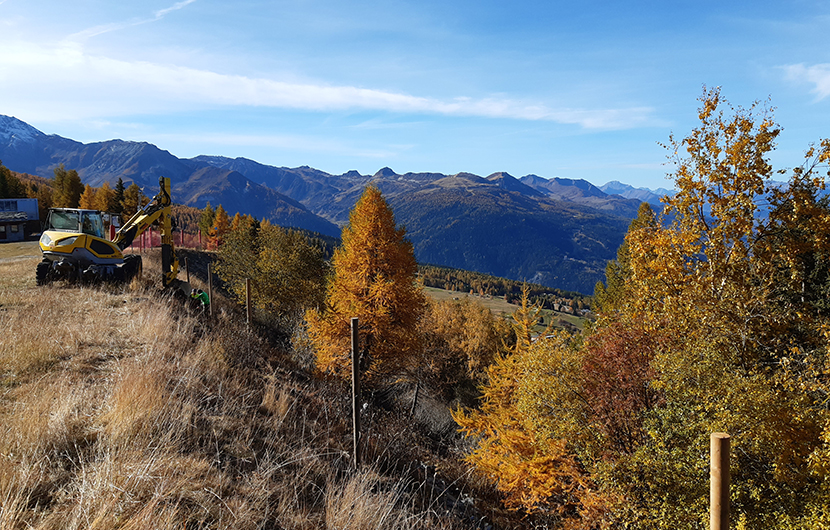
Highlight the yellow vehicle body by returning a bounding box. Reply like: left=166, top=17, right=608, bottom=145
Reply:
left=37, top=176, right=178, bottom=287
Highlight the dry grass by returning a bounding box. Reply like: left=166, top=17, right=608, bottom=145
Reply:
left=0, top=252, right=489, bottom=529
left=0, top=240, right=40, bottom=260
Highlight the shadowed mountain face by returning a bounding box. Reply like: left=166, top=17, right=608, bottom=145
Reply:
left=1, top=115, right=669, bottom=293
left=388, top=180, right=630, bottom=291
left=0, top=116, right=339, bottom=237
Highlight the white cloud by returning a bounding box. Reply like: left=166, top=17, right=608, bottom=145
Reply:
left=154, top=0, right=197, bottom=19
left=66, top=0, right=198, bottom=41
left=783, top=63, right=830, bottom=100
left=0, top=39, right=656, bottom=130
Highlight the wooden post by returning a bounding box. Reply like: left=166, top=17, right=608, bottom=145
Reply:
left=207, top=263, right=213, bottom=318
left=351, top=317, right=361, bottom=469
left=185, top=257, right=190, bottom=284
left=711, top=432, right=730, bottom=530
left=409, top=381, right=420, bottom=420
left=246, top=278, right=252, bottom=326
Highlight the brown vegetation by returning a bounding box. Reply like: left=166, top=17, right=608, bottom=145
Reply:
left=0, top=251, right=501, bottom=529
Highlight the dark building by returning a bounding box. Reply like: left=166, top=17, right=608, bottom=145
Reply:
left=0, top=198, right=39, bottom=242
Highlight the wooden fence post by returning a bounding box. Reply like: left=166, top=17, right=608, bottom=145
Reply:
left=185, top=257, right=190, bottom=284
left=711, top=432, right=730, bottom=530
left=208, top=263, right=213, bottom=318
left=246, top=278, right=252, bottom=326
left=409, top=381, right=420, bottom=420
left=351, top=317, right=361, bottom=469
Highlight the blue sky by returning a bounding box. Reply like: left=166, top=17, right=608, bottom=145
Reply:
left=0, top=0, right=828, bottom=189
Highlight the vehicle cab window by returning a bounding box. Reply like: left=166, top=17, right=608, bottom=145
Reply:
left=81, top=211, right=104, bottom=238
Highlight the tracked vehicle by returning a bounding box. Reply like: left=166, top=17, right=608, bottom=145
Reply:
left=37, top=176, right=181, bottom=288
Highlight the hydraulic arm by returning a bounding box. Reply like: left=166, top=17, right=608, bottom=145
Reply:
left=112, top=176, right=179, bottom=287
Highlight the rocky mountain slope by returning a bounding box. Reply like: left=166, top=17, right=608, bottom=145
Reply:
left=1, top=114, right=668, bottom=293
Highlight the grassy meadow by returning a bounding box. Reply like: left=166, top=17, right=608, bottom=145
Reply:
left=423, top=286, right=588, bottom=332
left=0, top=245, right=501, bottom=529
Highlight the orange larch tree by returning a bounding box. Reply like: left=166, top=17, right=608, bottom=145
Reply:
left=305, top=185, right=426, bottom=381
left=94, top=181, right=116, bottom=212
left=78, top=184, right=97, bottom=210
left=208, top=205, right=230, bottom=250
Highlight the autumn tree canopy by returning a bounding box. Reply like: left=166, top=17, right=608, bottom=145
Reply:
left=455, top=88, right=830, bottom=529
left=0, top=162, right=26, bottom=199
left=51, top=164, right=83, bottom=208
left=208, top=205, right=230, bottom=250
left=198, top=202, right=215, bottom=240
left=121, top=183, right=143, bottom=218
left=305, top=185, right=426, bottom=381
left=79, top=184, right=96, bottom=209
left=94, top=181, right=116, bottom=212
left=217, top=217, right=328, bottom=320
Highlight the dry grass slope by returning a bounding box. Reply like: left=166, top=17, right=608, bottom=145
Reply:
left=0, top=250, right=489, bottom=529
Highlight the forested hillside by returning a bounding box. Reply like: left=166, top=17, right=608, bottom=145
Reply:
left=1, top=114, right=652, bottom=293
left=419, top=264, right=589, bottom=309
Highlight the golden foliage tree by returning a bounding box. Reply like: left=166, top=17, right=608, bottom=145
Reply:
left=51, top=164, right=83, bottom=208
left=593, top=202, right=656, bottom=314
left=305, top=185, right=426, bottom=380
left=198, top=202, right=215, bottom=241
left=121, top=183, right=142, bottom=218
left=208, top=205, right=230, bottom=250
left=455, top=88, right=830, bottom=528
left=419, top=296, right=511, bottom=397
left=94, top=181, right=116, bottom=212
left=79, top=184, right=97, bottom=209
left=613, top=88, right=830, bottom=528
left=453, top=287, right=607, bottom=524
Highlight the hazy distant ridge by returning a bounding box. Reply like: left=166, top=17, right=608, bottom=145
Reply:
left=0, top=114, right=673, bottom=292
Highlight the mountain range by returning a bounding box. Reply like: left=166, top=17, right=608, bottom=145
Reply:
left=0, top=114, right=671, bottom=293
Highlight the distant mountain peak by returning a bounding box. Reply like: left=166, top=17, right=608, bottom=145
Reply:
left=484, top=172, right=544, bottom=196
left=374, top=167, right=397, bottom=178
left=192, top=154, right=233, bottom=166
left=341, top=170, right=363, bottom=179
left=599, top=180, right=673, bottom=206
left=0, top=115, right=44, bottom=144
